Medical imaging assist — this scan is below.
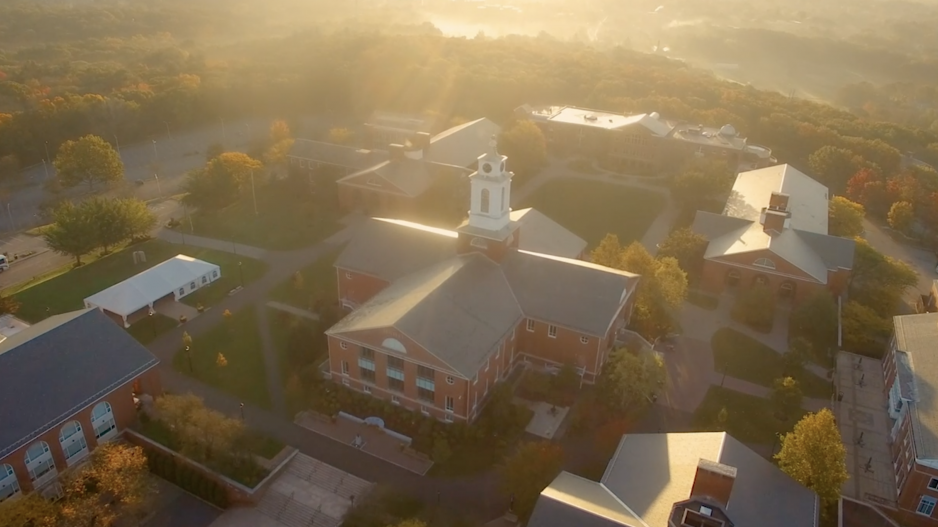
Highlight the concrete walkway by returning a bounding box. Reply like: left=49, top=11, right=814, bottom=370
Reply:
left=158, top=228, right=269, bottom=260
left=256, top=304, right=287, bottom=416
left=709, top=370, right=831, bottom=413
left=266, top=301, right=320, bottom=321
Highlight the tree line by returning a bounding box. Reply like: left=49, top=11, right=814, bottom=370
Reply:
left=44, top=197, right=156, bottom=265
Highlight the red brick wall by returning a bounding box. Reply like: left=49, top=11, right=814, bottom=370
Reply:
left=0, top=377, right=148, bottom=494
left=896, top=459, right=938, bottom=526
left=699, top=257, right=829, bottom=306
left=336, top=268, right=389, bottom=309
left=516, top=319, right=602, bottom=377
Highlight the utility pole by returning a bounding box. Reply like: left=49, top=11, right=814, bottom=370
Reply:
left=114, top=134, right=121, bottom=156
left=154, top=174, right=162, bottom=198
left=164, top=121, right=173, bottom=141
left=41, top=159, right=49, bottom=180
left=238, top=261, right=244, bottom=287
left=44, top=141, right=51, bottom=165
left=151, top=139, right=158, bottom=163
left=250, top=170, right=258, bottom=216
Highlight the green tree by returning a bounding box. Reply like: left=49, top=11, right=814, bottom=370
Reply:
left=598, top=348, right=665, bottom=412
left=887, top=200, right=914, bottom=233
left=808, top=146, right=865, bottom=192
left=783, top=337, right=812, bottom=375
left=828, top=196, right=865, bottom=238
left=841, top=300, right=893, bottom=355
left=771, top=376, right=803, bottom=422
left=183, top=152, right=263, bottom=210
left=788, top=290, right=838, bottom=352
left=656, top=227, right=707, bottom=276
left=53, top=134, right=124, bottom=190
left=120, top=197, right=158, bottom=240
left=776, top=409, right=848, bottom=509
left=731, top=284, right=776, bottom=331
left=848, top=238, right=918, bottom=316
left=43, top=201, right=97, bottom=265
left=590, top=233, right=624, bottom=269
left=497, top=120, right=547, bottom=185
left=668, top=159, right=735, bottom=206
left=499, top=441, right=564, bottom=519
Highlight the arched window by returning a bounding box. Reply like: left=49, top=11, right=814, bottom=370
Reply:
left=59, top=421, right=89, bottom=465
left=382, top=338, right=407, bottom=354
left=480, top=189, right=490, bottom=213
left=91, top=402, right=117, bottom=441
left=0, top=464, right=20, bottom=502
left=24, top=441, right=55, bottom=484
left=753, top=257, right=776, bottom=269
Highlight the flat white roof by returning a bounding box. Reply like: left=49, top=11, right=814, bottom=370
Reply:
left=84, top=255, right=221, bottom=317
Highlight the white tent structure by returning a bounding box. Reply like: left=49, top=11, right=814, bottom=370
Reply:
left=84, top=255, right=221, bottom=327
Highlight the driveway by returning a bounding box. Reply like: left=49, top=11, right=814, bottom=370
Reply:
left=862, top=219, right=936, bottom=308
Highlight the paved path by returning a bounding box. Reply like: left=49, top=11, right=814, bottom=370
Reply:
left=256, top=304, right=287, bottom=416
left=157, top=228, right=269, bottom=260
left=266, top=301, right=320, bottom=321
left=861, top=218, right=936, bottom=309
left=708, top=370, right=830, bottom=413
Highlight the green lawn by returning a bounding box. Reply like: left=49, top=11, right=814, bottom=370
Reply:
left=178, top=254, right=267, bottom=309
left=11, top=239, right=268, bottom=323
left=711, top=328, right=832, bottom=398
left=693, top=386, right=805, bottom=444
left=268, top=247, right=342, bottom=309
left=126, top=313, right=178, bottom=344
left=172, top=307, right=271, bottom=408
left=186, top=179, right=342, bottom=250
left=520, top=179, right=666, bottom=248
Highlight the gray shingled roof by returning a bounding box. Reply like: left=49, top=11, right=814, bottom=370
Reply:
left=425, top=118, right=502, bottom=168
left=0, top=309, right=159, bottom=458
left=893, top=312, right=938, bottom=459
left=601, top=432, right=818, bottom=527
left=511, top=208, right=588, bottom=259
left=334, top=218, right=457, bottom=281
left=338, top=158, right=434, bottom=198
left=288, top=139, right=388, bottom=171
left=327, top=255, right=522, bottom=377
left=529, top=472, right=647, bottom=527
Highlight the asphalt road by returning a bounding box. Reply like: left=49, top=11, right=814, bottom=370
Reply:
left=861, top=218, right=937, bottom=308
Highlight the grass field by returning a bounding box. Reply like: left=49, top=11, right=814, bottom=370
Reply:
left=711, top=328, right=832, bottom=398
left=520, top=179, right=666, bottom=248
left=172, top=307, right=270, bottom=409
left=268, top=247, right=341, bottom=309
left=11, top=239, right=267, bottom=323
left=187, top=179, right=341, bottom=250
left=693, top=386, right=805, bottom=444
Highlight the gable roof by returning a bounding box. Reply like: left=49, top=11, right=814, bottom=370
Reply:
left=0, top=309, right=159, bottom=458
left=511, top=208, right=587, bottom=259
left=529, top=472, right=648, bottom=527
left=426, top=118, right=502, bottom=168
left=84, top=255, right=221, bottom=317
left=893, top=312, right=938, bottom=459
left=600, top=432, right=818, bottom=527
left=288, top=139, right=389, bottom=171
left=337, top=158, right=433, bottom=197
left=335, top=218, right=457, bottom=281
left=327, top=255, right=522, bottom=377
left=691, top=165, right=855, bottom=283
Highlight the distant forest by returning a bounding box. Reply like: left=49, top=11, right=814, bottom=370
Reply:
left=1, top=0, right=937, bottom=174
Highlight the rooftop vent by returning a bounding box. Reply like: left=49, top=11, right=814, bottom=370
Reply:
left=584, top=114, right=598, bottom=121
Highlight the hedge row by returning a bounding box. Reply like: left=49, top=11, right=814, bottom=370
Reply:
left=144, top=447, right=229, bottom=508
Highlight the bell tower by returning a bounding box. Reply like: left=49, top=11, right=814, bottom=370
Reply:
left=467, top=136, right=512, bottom=233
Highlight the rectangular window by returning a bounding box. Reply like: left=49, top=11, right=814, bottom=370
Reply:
left=388, top=378, right=405, bottom=392
left=928, top=478, right=938, bottom=491
left=358, top=357, right=375, bottom=371
left=421, top=405, right=430, bottom=415
left=361, top=369, right=376, bottom=384
left=445, top=396, right=454, bottom=412
left=417, top=386, right=435, bottom=402
left=387, top=356, right=405, bottom=370
left=918, top=496, right=937, bottom=516
left=580, top=336, right=589, bottom=344
left=417, top=365, right=435, bottom=380
left=361, top=348, right=375, bottom=360
left=526, top=319, right=535, bottom=332
left=391, top=395, right=400, bottom=405
left=341, top=361, right=349, bottom=375
left=548, top=325, right=557, bottom=338
left=363, top=385, right=372, bottom=394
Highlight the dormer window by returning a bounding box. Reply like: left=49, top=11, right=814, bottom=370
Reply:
left=753, top=258, right=776, bottom=269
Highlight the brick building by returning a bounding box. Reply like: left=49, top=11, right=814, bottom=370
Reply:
left=0, top=309, right=161, bottom=502
left=325, top=143, right=639, bottom=423
left=516, top=105, right=776, bottom=174
left=882, top=312, right=938, bottom=526
left=529, top=432, right=819, bottom=527
left=691, top=164, right=855, bottom=305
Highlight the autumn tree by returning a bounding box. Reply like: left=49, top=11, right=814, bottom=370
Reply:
left=771, top=376, right=803, bottom=421
left=590, top=233, right=624, bottom=268
left=270, top=119, right=291, bottom=143
left=499, top=441, right=564, bottom=519
left=497, top=120, right=547, bottom=185
left=155, top=393, right=250, bottom=465
left=58, top=443, right=152, bottom=527
left=615, top=241, right=688, bottom=338
left=43, top=201, right=97, bottom=265
left=887, top=200, right=914, bottom=233
left=845, top=168, right=889, bottom=216
left=264, top=137, right=294, bottom=166
left=598, top=348, right=665, bottom=412
left=808, top=146, right=866, bottom=192
left=183, top=152, right=264, bottom=210
left=656, top=227, right=707, bottom=277
left=776, top=409, right=848, bottom=512
left=828, top=196, right=865, bottom=238
left=788, top=290, right=838, bottom=352
left=841, top=300, right=893, bottom=355
left=53, top=134, right=124, bottom=190
left=668, top=159, right=735, bottom=206
left=0, top=491, right=59, bottom=527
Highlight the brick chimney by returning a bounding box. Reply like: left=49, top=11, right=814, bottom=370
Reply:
left=768, top=192, right=789, bottom=212
left=689, top=459, right=737, bottom=508
left=761, top=209, right=790, bottom=234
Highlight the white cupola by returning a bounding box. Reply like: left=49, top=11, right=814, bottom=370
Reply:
left=467, top=136, right=512, bottom=232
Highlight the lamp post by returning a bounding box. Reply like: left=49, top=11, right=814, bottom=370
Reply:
left=44, top=141, right=51, bottom=165
left=239, top=402, right=245, bottom=420
left=164, top=121, right=173, bottom=141
left=151, top=139, right=158, bottom=163
left=185, top=345, right=193, bottom=373
left=114, top=134, right=121, bottom=156
left=238, top=261, right=244, bottom=287
left=149, top=311, right=156, bottom=340
left=41, top=158, right=49, bottom=180
left=154, top=173, right=162, bottom=198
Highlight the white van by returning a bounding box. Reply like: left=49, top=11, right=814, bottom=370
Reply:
left=0, top=255, right=9, bottom=272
